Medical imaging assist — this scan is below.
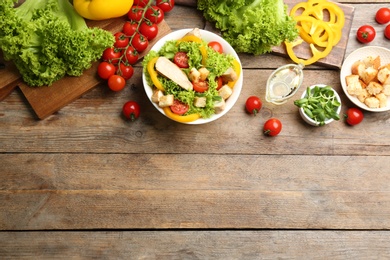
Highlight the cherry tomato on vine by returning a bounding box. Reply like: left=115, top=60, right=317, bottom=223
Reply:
left=102, top=47, right=121, bottom=64
left=133, top=0, right=149, bottom=7
left=122, top=46, right=139, bottom=65
left=117, top=63, right=134, bottom=80
left=131, top=33, right=149, bottom=52
left=156, top=0, right=175, bottom=13
left=123, top=21, right=138, bottom=36
left=145, top=6, right=164, bottom=24
left=263, top=118, right=282, bottom=137
left=114, top=32, right=129, bottom=48
left=245, top=96, right=262, bottom=115
left=108, top=75, right=126, bottom=92
left=139, top=21, right=159, bottom=41
left=385, top=24, right=390, bottom=40
left=170, top=99, right=189, bottom=115
left=122, top=101, right=140, bottom=121
left=376, top=7, right=390, bottom=24
left=345, top=107, right=364, bottom=126
left=97, top=61, right=116, bottom=80
left=192, top=80, right=209, bottom=93
left=356, top=25, right=376, bottom=43
left=173, top=52, right=189, bottom=68
left=208, top=41, right=223, bottom=54
left=128, top=6, right=144, bottom=22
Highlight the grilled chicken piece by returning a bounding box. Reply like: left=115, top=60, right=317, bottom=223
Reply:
left=155, top=57, right=193, bottom=91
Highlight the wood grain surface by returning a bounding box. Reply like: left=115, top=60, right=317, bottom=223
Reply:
left=1, top=1, right=390, bottom=259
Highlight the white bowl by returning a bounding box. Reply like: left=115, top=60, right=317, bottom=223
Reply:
left=142, top=29, right=243, bottom=124
left=298, top=84, right=342, bottom=126
left=340, top=46, right=390, bottom=112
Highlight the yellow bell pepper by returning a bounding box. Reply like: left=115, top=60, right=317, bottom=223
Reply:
left=147, top=57, right=164, bottom=91
left=227, top=59, right=241, bottom=89
left=162, top=107, right=201, bottom=123
left=73, top=0, right=134, bottom=20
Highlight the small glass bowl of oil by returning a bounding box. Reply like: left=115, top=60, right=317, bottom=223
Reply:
left=265, top=63, right=304, bottom=105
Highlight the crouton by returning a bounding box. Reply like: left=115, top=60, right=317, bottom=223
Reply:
left=221, top=67, right=238, bottom=82
left=152, top=89, right=164, bottom=103
left=383, top=84, right=390, bottom=95
left=185, top=28, right=201, bottom=38
left=376, top=93, right=387, bottom=108
left=366, top=81, right=383, bottom=95
left=363, top=55, right=380, bottom=69
left=198, top=67, right=210, bottom=81
left=193, top=96, right=207, bottom=108
left=158, top=94, right=174, bottom=107
left=364, top=96, right=380, bottom=108
left=218, top=85, right=233, bottom=100
left=346, top=74, right=363, bottom=96
left=213, top=98, right=226, bottom=114
left=360, top=66, right=378, bottom=85
left=351, top=60, right=365, bottom=76
left=378, top=67, right=390, bottom=85
left=189, top=68, right=200, bottom=82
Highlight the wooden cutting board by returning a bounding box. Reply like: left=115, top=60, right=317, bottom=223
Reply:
left=0, top=17, right=171, bottom=119
left=272, top=0, right=355, bottom=68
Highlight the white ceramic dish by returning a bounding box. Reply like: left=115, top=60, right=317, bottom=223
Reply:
left=142, top=29, right=243, bottom=124
left=340, top=46, right=390, bottom=112
left=298, top=84, right=342, bottom=126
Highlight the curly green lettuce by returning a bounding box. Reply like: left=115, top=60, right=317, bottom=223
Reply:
left=0, top=0, right=114, bottom=87
left=197, top=0, right=299, bottom=55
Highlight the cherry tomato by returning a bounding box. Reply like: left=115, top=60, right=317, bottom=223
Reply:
left=122, top=46, right=139, bottom=65
left=385, top=24, right=390, bottom=40
left=122, top=101, right=140, bottom=121
left=133, top=0, right=149, bottom=7
left=97, top=61, right=116, bottom=80
left=245, top=96, right=262, bottom=115
left=356, top=25, right=376, bottom=43
left=145, top=6, right=164, bottom=24
left=156, top=0, right=175, bottom=12
left=117, top=63, right=134, bottom=80
left=263, top=118, right=282, bottom=137
left=128, top=6, right=144, bottom=22
left=173, top=52, right=189, bottom=68
left=192, top=80, right=209, bottom=93
left=345, top=107, right=364, bottom=126
left=123, top=21, right=138, bottom=36
left=170, top=99, right=189, bottom=115
left=208, top=41, right=223, bottom=54
left=376, top=7, right=390, bottom=24
left=216, top=76, right=223, bottom=90
left=139, top=21, right=159, bottom=41
left=102, top=47, right=121, bottom=64
left=114, top=32, right=129, bottom=48
left=108, top=75, right=126, bottom=92
left=131, top=33, right=149, bottom=52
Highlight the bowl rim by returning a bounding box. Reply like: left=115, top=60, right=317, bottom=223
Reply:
left=299, top=84, right=342, bottom=126
left=142, top=28, right=243, bottom=124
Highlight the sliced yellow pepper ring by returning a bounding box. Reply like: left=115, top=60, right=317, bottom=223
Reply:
left=285, top=16, right=334, bottom=66
left=227, top=58, right=241, bottom=89
left=147, top=57, right=164, bottom=91
left=177, top=35, right=202, bottom=43
left=290, top=2, right=308, bottom=17
left=162, top=107, right=200, bottom=123
left=200, top=44, right=208, bottom=67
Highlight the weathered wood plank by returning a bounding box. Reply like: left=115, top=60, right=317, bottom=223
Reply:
left=1, top=231, right=390, bottom=259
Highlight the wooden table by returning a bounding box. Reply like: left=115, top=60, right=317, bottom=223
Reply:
left=1, top=1, right=390, bottom=258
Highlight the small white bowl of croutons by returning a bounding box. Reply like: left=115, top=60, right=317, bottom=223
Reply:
left=340, top=46, right=390, bottom=112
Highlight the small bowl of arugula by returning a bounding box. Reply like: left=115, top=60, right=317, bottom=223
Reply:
left=294, top=84, right=342, bottom=126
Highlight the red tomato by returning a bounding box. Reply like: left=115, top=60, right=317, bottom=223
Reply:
left=208, top=41, right=223, bottom=54
left=122, top=101, right=140, bottom=121
left=131, top=33, right=149, bottom=52
left=385, top=24, right=390, bottom=40
left=128, top=6, right=144, bottom=22
left=139, top=21, right=159, bottom=41
left=192, top=80, right=209, bottom=93
left=173, top=52, right=189, bottom=68
left=145, top=6, right=164, bottom=24
left=245, top=96, right=262, bottom=115
left=156, top=0, right=175, bottom=12
left=102, top=47, right=121, bottom=64
left=114, top=32, right=129, bottom=48
left=123, top=21, right=138, bottom=36
left=376, top=7, right=390, bottom=24
left=133, top=0, right=149, bottom=7
left=97, top=61, right=116, bottom=80
left=170, top=99, right=189, bottom=115
left=345, top=107, right=364, bottom=126
left=117, top=63, right=134, bottom=80
left=263, top=118, right=282, bottom=137
left=216, top=76, right=223, bottom=90
left=356, top=25, right=376, bottom=43
left=108, top=75, right=126, bottom=92
left=122, top=46, right=139, bottom=65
